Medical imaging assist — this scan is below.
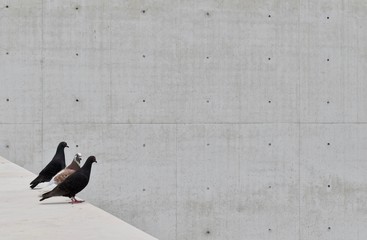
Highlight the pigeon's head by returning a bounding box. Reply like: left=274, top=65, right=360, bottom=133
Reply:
left=74, top=153, right=82, bottom=164
left=86, top=156, right=97, bottom=164
left=58, top=141, right=69, bottom=150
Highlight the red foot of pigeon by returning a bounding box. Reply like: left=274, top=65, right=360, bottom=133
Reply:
left=70, top=198, right=84, bottom=204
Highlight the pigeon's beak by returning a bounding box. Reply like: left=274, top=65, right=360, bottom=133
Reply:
left=66, top=145, right=69, bottom=148
left=94, top=160, right=97, bottom=163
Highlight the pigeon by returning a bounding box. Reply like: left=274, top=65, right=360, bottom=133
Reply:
left=42, top=153, right=82, bottom=189
left=40, top=156, right=97, bottom=203
left=30, top=141, right=69, bottom=189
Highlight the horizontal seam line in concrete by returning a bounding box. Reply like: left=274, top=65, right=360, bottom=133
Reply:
left=3, top=122, right=367, bottom=125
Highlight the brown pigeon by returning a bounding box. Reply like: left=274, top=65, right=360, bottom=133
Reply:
left=53, top=153, right=82, bottom=185
left=40, top=156, right=97, bottom=203
left=30, top=142, right=68, bottom=189
left=41, top=153, right=82, bottom=189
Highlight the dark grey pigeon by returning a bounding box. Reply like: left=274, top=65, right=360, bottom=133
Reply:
left=30, top=141, right=69, bottom=189
left=40, top=156, right=97, bottom=203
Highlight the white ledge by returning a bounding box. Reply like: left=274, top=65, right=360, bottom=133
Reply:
left=0, top=156, right=158, bottom=240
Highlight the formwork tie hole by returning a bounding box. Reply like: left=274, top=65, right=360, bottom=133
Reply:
left=141, top=10, right=146, bottom=14
left=327, top=101, right=330, bottom=104
left=76, top=53, right=79, bottom=56
left=268, top=100, right=271, bottom=103
left=142, top=55, right=146, bottom=58
left=5, top=5, right=9, bottom=8
left=143, top=144, right=146, bottom=147
left=206, top=230, right=210, bottom=234
left=268, top=57, right=271, bottom=60
left=206, top=12, right=210, bottom=16
left=207, top=187, right=210, bottom=190
left=327, top=16, right=330, bottom=19
left=328, top=226, right=331, bottom=230
left=327, top=58, right=330, bottom=61
left=327, top=142, right=330, bottom=146
left=6, top=52, right=9, bottom=55
left=6, top=145, right=9, bottom=148
left=76, top=99, right=79, bottom=102
left=268, top=143, right=271, bottom=146
left=6, top=98, right=9, bottom=102
left=328, top=185, right=331, bottom=188
left=268, top=15, right=271, bottom=18
left=76, top=145, right=79, bottom=148
left=142, top=188, right=146, bottom=191
left=143, top=99, right=146, bottom=102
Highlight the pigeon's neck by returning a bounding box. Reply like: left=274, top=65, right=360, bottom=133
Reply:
left=56, top=148, right=65, bottom=156
left=67, top=160, right=80, bottom=170
left=81, top=161, right=94, bottom=172
left=53, top=148, right=65, bottom=164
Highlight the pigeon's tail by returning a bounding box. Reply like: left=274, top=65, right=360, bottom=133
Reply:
left=30, top=176, right=43, bottom=189
left=39, top=190, right=54, bottom=201
left=38, top=182, right=57, bottom=197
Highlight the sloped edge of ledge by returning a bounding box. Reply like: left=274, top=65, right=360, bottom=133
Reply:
left=0, top=155, right=158, bottom=240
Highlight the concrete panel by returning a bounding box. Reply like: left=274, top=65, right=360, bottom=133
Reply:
left=176, top=1, right=300, bottom=123
left=177, top=8, right=241, bottom=123
left=177, top=124, right=241, bottom=240
left=300, top=124, right=367, bottom=240
left=238, top=2, right=300, bottom=123
left=239, top=124, right=299, bottom=239
left=0, top=124, right=42, bottom=171
left=42, top=123, right=176, bottom=240
left=0, top=0, right=42, bottom=50
left=43, top=49, right=111, bottom=123
left=42, top=1, right=111, bottom=124
left=43, top=1, right=110, bottom=50
left=0, top=49, right=42, bottom=123
left=300, top=0, right=359, bottom=122
left=0, top=1, right=42, bottom=124
left=110, top=1, right=180, bottom=123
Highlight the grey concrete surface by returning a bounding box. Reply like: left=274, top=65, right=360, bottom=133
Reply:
left=1, top=0, right=367, bottom=239
left=0, top=155, right=158, bottom=240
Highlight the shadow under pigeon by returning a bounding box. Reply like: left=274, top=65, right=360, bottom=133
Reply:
left=39, top=202, right=73, bottom=205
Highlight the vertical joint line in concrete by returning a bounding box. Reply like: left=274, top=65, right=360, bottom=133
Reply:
left=342, top=0, right=347, bottom=223
left=175, top=6, right=181, bottom=238
left=41, top=0, right=45, bottom=164
left=299, top=3, right=302, bottom=240
left=175, top=123, right=178, bottom=240
left=108, top=2, right=112, bottom=123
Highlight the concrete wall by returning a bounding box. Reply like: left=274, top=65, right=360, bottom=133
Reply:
left=1, top=0, right=367, bottom=239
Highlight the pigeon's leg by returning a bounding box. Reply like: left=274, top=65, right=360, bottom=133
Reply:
left=70, top=197, right=84, bottom=204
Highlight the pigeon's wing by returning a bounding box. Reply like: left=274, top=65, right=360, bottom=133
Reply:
left=53, top=168, right=76, bottom=185
left=57, top=171, right=89, bottom=197
left=40, top=184, right=69, bottom=201
left=30, top=161, right=64, bottom=189
left=40, top=159, right=65, bottom=177
left=54, top=154, right=66, bottom=169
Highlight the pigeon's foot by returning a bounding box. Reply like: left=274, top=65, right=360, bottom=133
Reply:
left=70, top=197, right=84, bottom=204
